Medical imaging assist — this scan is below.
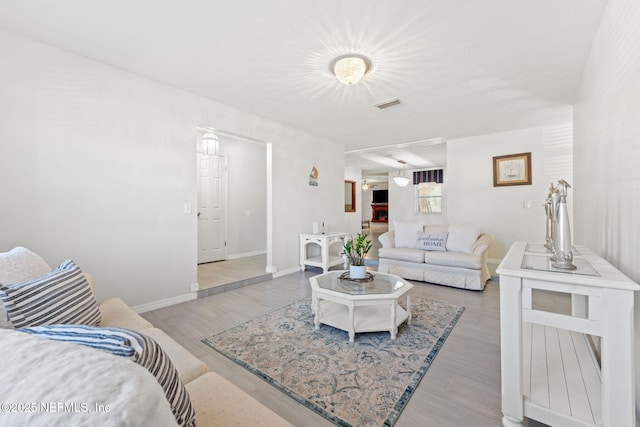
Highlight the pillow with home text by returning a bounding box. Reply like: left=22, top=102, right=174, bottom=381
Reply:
left=415, top=232, right=448, bottom=251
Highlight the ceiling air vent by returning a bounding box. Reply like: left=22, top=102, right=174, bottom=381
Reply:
left=374, top=98, right=400, bottom=109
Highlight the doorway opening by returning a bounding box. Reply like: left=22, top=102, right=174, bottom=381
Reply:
left=196, top=127, right=270, bottom=293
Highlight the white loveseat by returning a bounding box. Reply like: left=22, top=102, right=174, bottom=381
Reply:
left=377, top=223, right=495, bottom=290
left=0, top=247, right=292, bottom=427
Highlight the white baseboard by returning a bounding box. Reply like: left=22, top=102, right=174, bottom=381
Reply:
left=132, top=292, right=197, bottom=314
left=273, top=266, right=301, bottom=278
left=227, top=249, right=267, bottom=260
left=266, top=265, right=278, bottom=274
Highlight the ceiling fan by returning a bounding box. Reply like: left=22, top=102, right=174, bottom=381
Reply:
left=361, top=180, right=377, bottom=190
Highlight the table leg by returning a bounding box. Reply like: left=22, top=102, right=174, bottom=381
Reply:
left=313, top=297, right=320, bottom=330
left=601, top=288, right=636, bottom=426
left=321, top=240, right=329, bottom=272
left=500, top=275, right=524, bottom=426
left=407, top=293, right=412, bottom=325
left=348, top=304, right=355, bottom=342
left=390, top=302, right=397, bottom=339
left=299, top=236, right=306, bottom=271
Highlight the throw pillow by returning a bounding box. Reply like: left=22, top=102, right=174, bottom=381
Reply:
left=0, top=247, right=52, bottom=330
left=20, top=324, right=196, bottom=427
left=446, top=223, right=482, bottom=254
left=0, top=246, right=52, bottom=284
left=416, top=232, right=448, bottom=251
left=0, top=259, right=101, bottom=328
left=393, top=221, right=422, bottom=248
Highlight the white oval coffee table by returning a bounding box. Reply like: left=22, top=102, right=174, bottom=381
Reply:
left=309, top=270, right=413, bottom=342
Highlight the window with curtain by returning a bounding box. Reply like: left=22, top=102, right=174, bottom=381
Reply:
left=413, top=169, right=444, bottom=213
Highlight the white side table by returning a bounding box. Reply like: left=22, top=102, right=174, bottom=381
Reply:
left=299, top=232, right=348, bottom=273
left=497, top=242, right=640, bottom=427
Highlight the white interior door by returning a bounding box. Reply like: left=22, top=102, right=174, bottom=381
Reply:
left=197, top=153, right=228, bottom=264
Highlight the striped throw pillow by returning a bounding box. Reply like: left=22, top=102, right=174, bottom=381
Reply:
left=20, top=325, right=196, bottom=427
left=0, top=260, right=101, bottom=328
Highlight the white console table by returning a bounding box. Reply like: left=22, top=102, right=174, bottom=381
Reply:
left=299, top=232, right=348, bottom=273
left=497, top=242, right=640, bottom=427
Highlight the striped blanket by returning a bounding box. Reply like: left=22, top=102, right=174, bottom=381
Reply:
left=20, top=325, right=196, bottom=427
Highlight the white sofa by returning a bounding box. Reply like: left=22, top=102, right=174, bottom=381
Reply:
left=0, top=247, right=292, bottom=427
left=377, top=223, right=495, bottom=290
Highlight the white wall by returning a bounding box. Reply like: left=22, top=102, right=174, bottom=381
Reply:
left=218, top=135, right=267, bottom=258
left=572, top=0, right=640, bottom=416
left=388, top=168, right=448, bottom=227
left=344, top=167, right=362, bottom=236
left=0, top=29, right=345, bottom=305
left=446, top=123, right=573, bottom=259
left=270, top=139, right=344, bottom=275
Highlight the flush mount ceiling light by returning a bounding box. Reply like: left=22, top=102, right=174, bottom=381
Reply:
left=332, top=55, right=371, bottom=85
left=393, top=160, right=410, bottom=187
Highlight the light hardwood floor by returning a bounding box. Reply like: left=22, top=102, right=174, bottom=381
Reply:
left=364, top=223, right=387, bottom=262
left=142, top=271, right=555, bottom=427
left=198, top=254, right=267, bottom=290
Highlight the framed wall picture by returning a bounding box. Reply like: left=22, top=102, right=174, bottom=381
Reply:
left=493, top=152, right=531, bottom=187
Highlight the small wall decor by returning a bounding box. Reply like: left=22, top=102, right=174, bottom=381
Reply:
left=493, top=152, right=531, bottom=187
left=309, top=164, right=319, bottom=187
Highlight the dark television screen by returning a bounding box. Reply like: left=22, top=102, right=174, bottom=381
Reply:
left=372, top=189, right=388, bottom=204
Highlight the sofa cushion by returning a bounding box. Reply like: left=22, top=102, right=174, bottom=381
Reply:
left=393, top=222, right=422, bottom=248
left=98, top=297, right=153, bottom=331
left=423, top=251, right=482, bottom=270
left=141, top=327, right=208, bottom=384
left=423, top=224, right=449, bottom=234
left=415, top=232, right=448, bottom=251
left=0, top=260, right=101, bottom=328
left=446, top=223, right=481, bottom=254
left=379, top=247, right=426, bottom=263
left=186, top=372, right=294, bottom=427
left=0, top=247, right=52, bottom=329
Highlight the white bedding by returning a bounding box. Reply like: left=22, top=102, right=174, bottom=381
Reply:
left=0, top=329, right=178, bottom=427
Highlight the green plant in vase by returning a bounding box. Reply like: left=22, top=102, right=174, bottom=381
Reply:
left=341, top=233, right=373, bottom=279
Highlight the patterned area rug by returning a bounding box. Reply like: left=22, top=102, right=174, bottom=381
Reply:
left=202, top=297, right=464, bottom=427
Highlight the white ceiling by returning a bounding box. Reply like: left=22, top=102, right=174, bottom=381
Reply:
left=346, top=138, right=447, bottom=180
left=0, top=1, right=606, bottom=172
